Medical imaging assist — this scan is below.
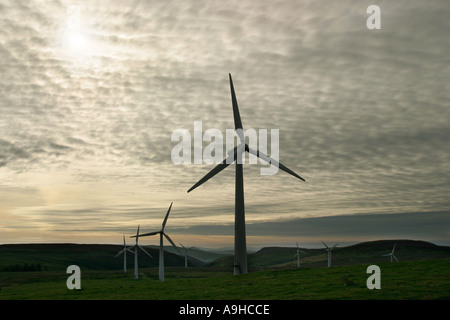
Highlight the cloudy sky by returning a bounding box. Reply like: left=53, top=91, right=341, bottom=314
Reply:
left=1, top=0, right=449, bottom=248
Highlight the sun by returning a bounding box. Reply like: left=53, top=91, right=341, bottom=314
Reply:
left=63, top=29, right=90, bottom=55
left=68, top=31, right=87, bottom=49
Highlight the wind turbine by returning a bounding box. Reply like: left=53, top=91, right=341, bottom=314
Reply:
left=187, top=74, right=305, bottom=275
left=382, top=243, right=398, bottom=262
left=130, top=225, right=153, bottom=280
left=322, top=241, right=338, bottom=268
left=114, top=235, right=135, bottom=273
left=132, top=202, right=181, bottom=282
left=180, top=243, right=195, bottom=268
left=293, top=242, right=305, bottom=268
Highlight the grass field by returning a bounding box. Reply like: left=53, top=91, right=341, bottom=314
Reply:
left=0, top=259, right=449, bottom=300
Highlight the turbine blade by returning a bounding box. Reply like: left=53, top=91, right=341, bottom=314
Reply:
left=138, top=245, right=153, bottom=258
left=392, top=243, right=396, bottom=254
left=115, top=249, right=125, bottom=258
left=179, top=243, right=185, bottom=249
left=187, top=149, right=236, bottom=193
left=123, top=235, right=126, bottom=246
left=127, top=248, right=135, bottom=254
left=131, top=225, right=140, bottom=242
left=321, top=241, right=329, bottom=249
left=163, top=233, right=181, bottom=255
left=137, top=231, right=159, bottom=237
left=229, top=74, right=243, bottom=132
left=161, top=202, right=173, bottom=231
left=332, top=243, right=339, bottom=249
left=393, top=255, right=398, bottom=262
left=246, top=146, right=305, bottom=181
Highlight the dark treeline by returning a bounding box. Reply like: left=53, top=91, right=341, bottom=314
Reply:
left=1, top=263, right=46, bottom=272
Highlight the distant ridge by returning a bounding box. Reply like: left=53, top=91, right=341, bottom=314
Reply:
left=208, top=240, right=450, bottom=270
left=347, top=239, right=440, bottom=249
left=0, top=243, right=187, bottom=271
left=1, top=240, right=449, bottom=272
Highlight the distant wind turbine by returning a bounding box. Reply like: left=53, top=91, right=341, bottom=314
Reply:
left=114, top=235, right=134, bottom=273
left=382, top=243, right=398, bottom=262
left=132, top=202, right=181, bottom=282
left=180, top=243, right=195, bottom=268
left=322, top=241, right=338, bottom=268
left=130, top=225, right=153, bottom=280
left=293, top=242, right=305, bottom=268
left=187, top=74, right=305, bottom=275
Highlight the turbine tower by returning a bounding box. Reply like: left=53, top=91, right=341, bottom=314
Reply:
left=114, top=235, right=134, bottom=273
left=293, top=242, right=305, bottom=268
left=382, top=243, right=398, bottom=262
left=132, top=202, right=181, bottom=282
left=180, top=243, right=195, bottom=268
left=130, top=225, right=153, bottom=280
left=188, top=74, right=305, bottom=275
left=322, top=241, right=338, bottom=268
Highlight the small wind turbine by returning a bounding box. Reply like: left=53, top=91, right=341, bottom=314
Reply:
left=180, top=243, right=196, bottom=268
left=293, top=242, right=305, bottom=268
left=322, top=241, right=338, bottom=268
left=382, top=243, right=398, bottom=262
left=114, top=235, right=134, bottom=273
left=130, top=225, right=153, bottom=280
left=188, top=74, right=305, bottom=275
left=132, top=202, right=181, bottom=282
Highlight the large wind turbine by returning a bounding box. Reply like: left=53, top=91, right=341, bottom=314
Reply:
left=132, top=202, right=181, bottom=282
left=130, top=225, right=153, bottom=280
left=188, top=74, right=305, bottom=275
left=322, top=241, right=338, bottom=268
left=114, top=235, right=134, bottom=273
left=180, top=243, right=195, bottom=268
left=293, top=242, right=305, bottom=268
left=382, top=243, right=398, bottom=262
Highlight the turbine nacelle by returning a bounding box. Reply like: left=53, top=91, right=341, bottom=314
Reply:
left=128, top=227, right=153, bottom=259
left=322, top=241, right=338, bottom=251
left=115, top=235, right=135, bottom=258
left=180, top=243, right=195, bottom=252
left=382, top=244, right=398, bottom=262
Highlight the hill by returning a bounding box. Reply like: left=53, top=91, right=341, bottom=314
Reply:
left=0, top=243, right=189, bottom=272
left=208, top=240, right=450, bottom=270
left=1, top=240, right=449, bottom=273
left=148, top=245, right=230, bottom=264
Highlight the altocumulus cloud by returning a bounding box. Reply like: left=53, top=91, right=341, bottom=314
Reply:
left=0, top=0, right=449, bottom=246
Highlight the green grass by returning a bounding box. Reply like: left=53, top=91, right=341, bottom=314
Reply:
left=0, top=259, right=449, bottom=300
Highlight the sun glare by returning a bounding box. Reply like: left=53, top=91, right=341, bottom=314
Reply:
left=64, top=29, right=91, bottom=55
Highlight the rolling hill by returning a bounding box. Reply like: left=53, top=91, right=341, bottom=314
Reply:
left=0, top=240, right=449, bottom=273
left=148, top=245, right=230, bottom=264
left=0, top=243, right=189, bottom=272
left=207, top=239, right=450, bottom=270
